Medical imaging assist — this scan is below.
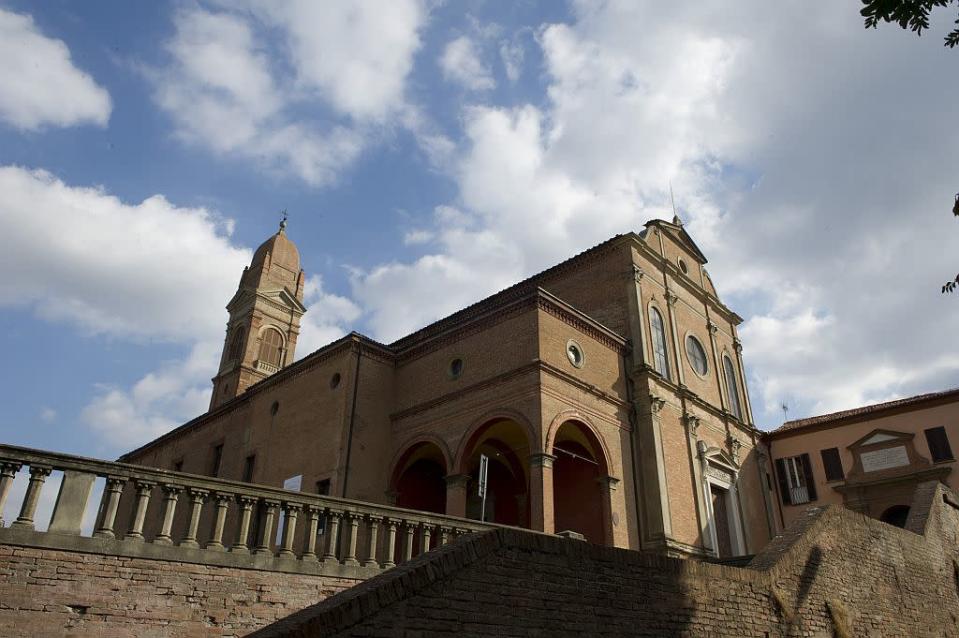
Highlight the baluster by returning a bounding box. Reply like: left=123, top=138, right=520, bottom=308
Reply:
left=420, top=523, right=433, bottom=554
left=278, top=502, right=301, bottom=558
left=322, top=510, right=342, bottom=563
left=402, top=521, right=415, bottom=563
left=440, top=526, right=452, bottom=546
left=230, top=495, right=256, bottom=554
left=93, top=476, right=126, bottom=538
left=205, top=492, right=232, bottom=550
left=12, top=465, right=52, bottom=529
left=382, top=518, right=398, bottom=568
left=124, top=479, right=156, bottom=541
left=301, top=505, right=321, bottom=561
left=0, top=462, right=22, bottom=527
left=343, top=513, right=360, bottom=566
left=153, top=484, right=182, bottom=545
left=254, top=499, right=279, bottom=555
left=179, top=488, right=208, bottom=548
left=363, top=515, right=381, bottom=567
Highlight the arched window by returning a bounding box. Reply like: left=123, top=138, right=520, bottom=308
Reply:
left=228, top=328, right=245, bottom=362
left=723, top=355, right=743, bottom=420
left=258, top=328, right=284, bottom=367
left=649, top=307, right=670, bottom=380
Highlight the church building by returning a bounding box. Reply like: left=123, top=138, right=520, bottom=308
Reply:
left=120, top=218, right=779, bottom=558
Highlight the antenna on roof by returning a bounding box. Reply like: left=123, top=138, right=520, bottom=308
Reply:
left=781, top=402, right=789, bottom=422
left=669, top=182, right=682, bottom=226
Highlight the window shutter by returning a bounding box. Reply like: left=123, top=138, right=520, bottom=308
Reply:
left=820, top=448, right=844, bottom=481
left=924, top=427, right=954, bottom=463
left=774, top=458, right=792, bottom=506
left=800, top=453, right=817, bottom=501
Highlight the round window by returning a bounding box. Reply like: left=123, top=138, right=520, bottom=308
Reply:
left=566, top=340, right=585, bottom=368
left=679, top=259, right=688, bottom=274
left=685, top=335, right=708, bottom=376
left=449, top=358, right=464, bottom=379
left=330, top=372, right=341, bottom=389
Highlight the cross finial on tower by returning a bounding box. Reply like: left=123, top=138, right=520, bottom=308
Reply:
left=279, top=209, right=288, bottom=233
left=669, top=182, right=682, bottom=226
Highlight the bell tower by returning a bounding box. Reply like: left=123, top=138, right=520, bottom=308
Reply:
left=210, top=217, right=307, bottom=410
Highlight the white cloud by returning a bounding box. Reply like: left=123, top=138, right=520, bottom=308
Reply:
left=500, top=38, right=525, bottom=82
left=39, top=407, right=57, bottom=423
left=440, top=36, right=496, bottom=91
left=296, top=275, right=362, bottom=355
left=351, top=0, right=959, bottom=428
left=0, top=8, right=111, bottom=130
left=151, top=2, right=427, bottom=185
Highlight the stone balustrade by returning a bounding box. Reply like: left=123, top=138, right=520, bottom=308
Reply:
left=0, top=444, right=495, bottom=578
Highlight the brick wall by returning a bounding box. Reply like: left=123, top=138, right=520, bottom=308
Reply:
left=253, top=481, right=959, bottom=637
left=0, top=546, right=360, bottom=638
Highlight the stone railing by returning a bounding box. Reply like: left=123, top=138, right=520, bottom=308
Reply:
left=0, top=444, right=496, bottom=578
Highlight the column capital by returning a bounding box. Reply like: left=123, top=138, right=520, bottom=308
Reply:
left=133, top=479, right=156, bottom=492
left=631, top=264, right=645, bottom=283
left=726, top=435, right=743, bottom=464
left=282, top=501, right=302, bottom=513
left=28, top=464, right=53, bottom=478
left=528, top=452, right=556, bottom=469
left=733, top=338, right=743, bottom=353
left=302, top=503, right=323, bottom=516
left=595, top=476, right=621, bottom=491
left=0, top=461, right=21, bottom=477
left=261, top=498, right=280, bottom=511
left=706, top=320, right=718, bottom=335
left=161, top=484, right=184, bottom=496
left=235, top=494, right=257, bottom=507
left=683, top=413, right=701, bottom=437
left=105, top=475, right=127, bottom=490
left=649, top=394, right=667, bottom=414
left=444, top=473, right=471, bottom=488
left=213, top=491, right=233, bottom=504
left=188, top=487, right=209, bottom=500
left=665, top=291, right=679, bottom=306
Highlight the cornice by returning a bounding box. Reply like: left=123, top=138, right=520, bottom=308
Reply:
left=538, top=360, right=630, bottom=410
left=535, top=290, right=629, bottom=354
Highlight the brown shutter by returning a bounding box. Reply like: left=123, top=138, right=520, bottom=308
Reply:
left=774, top=458, right=792, bottom=506
left=800, top=453, right=817, bottom=501
left=820, top=448, right=844, bottom=481
left=925, top=427, right=954, bottom=463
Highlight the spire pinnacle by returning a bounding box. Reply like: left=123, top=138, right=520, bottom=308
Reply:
left=279, top=209, right=288, bottom=233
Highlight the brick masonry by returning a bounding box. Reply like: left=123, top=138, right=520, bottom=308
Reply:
left=252, top=481, right=959, bottom=637
left=0, top=546, right=360, bottom=638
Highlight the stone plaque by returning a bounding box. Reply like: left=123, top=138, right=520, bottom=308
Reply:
left=705, top=464, right=733, bottom=484
left=860, top=446, right=909, bottom=473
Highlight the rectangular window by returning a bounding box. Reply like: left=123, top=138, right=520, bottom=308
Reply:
left=210, top=443, right=224, bottom=477
left=774, top=454, right=817, bottom=505
left=173, top=458, right=184, bottom=473
left=820, top=447, right=844, bottom=481
left=316, top=479, right=331, bottom=496
left=242, top=455, right=256, bottom=482
left=925, top=426, right=954, bottom=462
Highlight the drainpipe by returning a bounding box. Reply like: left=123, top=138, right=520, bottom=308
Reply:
left=341, top=342, right=362, bottom=498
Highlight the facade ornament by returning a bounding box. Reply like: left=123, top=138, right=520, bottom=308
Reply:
left=632, top=265, right=645, bottom=283
left=683, top=414, right=701, bottom=437
left=727, top=435, right=743, bottom=464
left=649, top=394, right=667, bottom=415
left=706, top=320, right=718, bottom=335
left=528, top=453, right=556, bottom=469
left=733, top=338, right=743, bottom=354
left=665, top=291, right=679, bottom=307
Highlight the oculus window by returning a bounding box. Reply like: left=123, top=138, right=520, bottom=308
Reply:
left=686, top=335, right=708, bottom=376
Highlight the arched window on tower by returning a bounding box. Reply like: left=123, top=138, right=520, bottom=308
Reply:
left=228, top=328, right=246, bottom=363
left=650, top=307, right=671, bottom=380
left=258, top=328, right=284, bottom=368
left=723, top=355, right=743, bottom=420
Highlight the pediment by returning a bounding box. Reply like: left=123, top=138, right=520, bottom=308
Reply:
left=647, top=219, right=709, bottom=264
left=226, top=286, right=306, bottom=314
left=702, top=446, right=738, bottom=471
left=849, top=428, right=913, bottom=450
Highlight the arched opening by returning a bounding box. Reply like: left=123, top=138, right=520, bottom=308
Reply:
left=391, top=442, right=447, bottom=515
left=459, top=419, right=531, bottom=527
left=551, top=421, right=608, bottom=544
left=228, top=327, right=246, bottom=362
left=879, top=504, right=910, bottom=528
left=258, top=328, right=284, bottom=367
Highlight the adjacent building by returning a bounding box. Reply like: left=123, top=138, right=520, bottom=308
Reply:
left=766, top=387, right=959, bottom=528
left=120, top=218, right=779, bottom=558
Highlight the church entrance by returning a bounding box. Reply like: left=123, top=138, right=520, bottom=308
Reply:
left=391, top=442, right=447, bottom=514
left=710, top=484, right=733, bottom=558
left=551, top=421, right=608, bottom=544
left=459, top=419, right=530, bottom=527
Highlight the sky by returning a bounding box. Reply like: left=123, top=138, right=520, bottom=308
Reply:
left=1, top=0, right=958, bottom=463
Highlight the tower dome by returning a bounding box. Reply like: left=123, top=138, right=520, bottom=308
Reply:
left=251, top=218, right=300, bottom=274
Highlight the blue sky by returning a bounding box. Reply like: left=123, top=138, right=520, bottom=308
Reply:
left=1, top=1, right=958, bottom=461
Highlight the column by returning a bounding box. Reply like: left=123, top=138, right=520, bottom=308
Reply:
left=382, top=518, right=399, bottom=568
left=664, top=290, right=686, bottom=386
left=322, top=511, right=342, bottom=563
left=705, top=320, right=727, bottom=412
left=596, top=476, right=621, bottom=547
left=231, top=496, right=256, bottom=553
left=206, top=492, right=231, bottom=550
left=278, top=503, right=301, bottom=558
left=342, top=513, right=360, bottom=566
left=124, top=479, right=156, bottom=541
left=402, top=522, right=415, bottom=562
left=419, top=523, right=432, bottom=554
left=528, top=453, right=556, bottom=534
left=364, top=516, right=381, bottom=567
left=254, top=499, right=279, bottom=555
left=444, top=474, right=470, bottom=518
left=153, top=484, right=182, bottom=545
left=301, top=505, right=321, bottom=561
left=93, top=476, right=126, bottom=538
left=0, top=462, right=22, bottom=527
left=179, top=488, right=208, bottom=548
left=12, top=465, right=52, bottom=529
left=627, top=265, right=650, bottom=367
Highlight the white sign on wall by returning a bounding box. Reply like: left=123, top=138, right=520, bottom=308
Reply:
left=861, top=446, right=909, bottom=473
left=277, top=475, right=304, bottom=543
